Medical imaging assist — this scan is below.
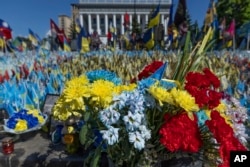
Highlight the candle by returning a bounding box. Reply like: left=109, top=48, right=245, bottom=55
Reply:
left=2, top=137, right=14, bottom=154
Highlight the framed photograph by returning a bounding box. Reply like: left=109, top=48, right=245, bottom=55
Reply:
left=42, top=94, right=60, bottom=115
left=41, top=94, right=64, bottom=137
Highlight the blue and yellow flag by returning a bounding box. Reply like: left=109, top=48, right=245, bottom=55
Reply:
left=148, top=3, right=160, bottom=28
left=63, top=38, right=71, bottom=52
left=149, top=62, right=168, bottom=80
left=28, top=28, right=40, bottom=46
left=75, top=18, right=81, bottom=34
left=143, top=28, right=154, bottom=49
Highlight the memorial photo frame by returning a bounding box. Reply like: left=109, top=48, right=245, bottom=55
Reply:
left=42, top=94, right=60, bottom=116
left=41, top=94, right=63, bottom=136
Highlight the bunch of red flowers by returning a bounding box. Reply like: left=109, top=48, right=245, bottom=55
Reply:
left=206, top=110, right=247, bottom=167
left=159, top=112, right=203, bottom=153
left=184, top=68, right=222, bottom=109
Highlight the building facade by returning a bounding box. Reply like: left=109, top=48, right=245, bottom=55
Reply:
left=58, top=15, right=72, bottom=39
left=71, top=0, right=171, bottom=43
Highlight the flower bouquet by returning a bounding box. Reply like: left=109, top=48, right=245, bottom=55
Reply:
left=50, top=29, right=249, bottom=167
left=4, top=109, right=48, bottom=134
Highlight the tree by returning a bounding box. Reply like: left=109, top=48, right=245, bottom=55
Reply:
left=185, top=10, right=192, bottom=31
left=131, top=15, right=141, bottom=35
left=68, top=21, right=78, bottom=40
left=216, top=0, right=250, bottom=29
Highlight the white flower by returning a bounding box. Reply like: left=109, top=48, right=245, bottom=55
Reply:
left=123, top=111, right=143, bottom=131
left=100, top=126, right=119, bottom=145
left=128, top=131, right=145, bottom=150
left=99, top=106, right=120, bottom=126
left=139, top=125, right=151, bottom=140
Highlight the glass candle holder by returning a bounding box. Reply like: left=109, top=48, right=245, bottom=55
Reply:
left=2, top=137, right=14, bottom=154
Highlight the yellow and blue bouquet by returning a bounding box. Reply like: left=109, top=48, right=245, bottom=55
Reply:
left=4, top=109, right=47, bottom=134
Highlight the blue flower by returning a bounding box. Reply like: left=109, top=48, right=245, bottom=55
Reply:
left=6, top=109, right=42, bottom=130
left=99, top=106, right=120, bottom=126
left=159, top=80, right=176, bottom=89
left=100, top=126, right=119, bottom=145
left=123, top=111, right=143, bottom=131
left=138, top=125, right=151, bottom=140
left=196, top=110, right=209, bottom=127
left=86, top=70, right=122, bottom=85
left=137, top=78, right=156, bottom=91
left=128, top=131, right=145, bottom=150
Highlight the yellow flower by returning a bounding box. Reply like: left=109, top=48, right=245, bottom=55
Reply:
left=170, top=88, right=199, bottom=120
left=15, top=119, right=28, bottom=132
left=214, top=102, right=232, bottom=126
left=64, top=79, right=90, bottom=100
left=204, top=109, right=212, bottom=119
left=52, top=99, right=77, bottom=121
left=114, top=83, right=137, bottom=94
left=27, top=109, right=45, bottom=124
left=65, top=75, right=89, bottom=87
left=148, top=85, right=174, bottom=106
left=214, top=102, right=227, bottom=114
left=90, top=80, right=116, bottom=108
left=62, top=76, right=90, bottom=113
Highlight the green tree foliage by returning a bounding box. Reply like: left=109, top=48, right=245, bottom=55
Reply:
left=68, top=20, right=78, bottom=40
left=131, top=15, right=141, bottom=35
left=217, top=0, right=250, bottom=28
left=186, top=10, right=192, bottom=30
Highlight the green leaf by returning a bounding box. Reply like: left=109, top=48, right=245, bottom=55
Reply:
left=84, top=112, right=91, bottom=121
left=90, top=146, right=101, bottom=167
left=79, top=124, right=88, bottom=145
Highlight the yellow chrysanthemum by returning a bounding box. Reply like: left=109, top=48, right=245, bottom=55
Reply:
left=52, top=98, right=78, bottom=121
left=62, top=76, right=90, bottom=111
left=90, top=80, right=116, bottom=108
left=170, top=88, right=199, bottom=120
left=65, top=75, right=89, bottom=87
left=15, top=119, right=28, bottom=132
left=114, top=83, right=137, bottom=94
left=148, top=85, right=174, bottom=106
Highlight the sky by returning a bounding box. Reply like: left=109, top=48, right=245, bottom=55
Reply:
left=0, top=0, right=211, bottom=38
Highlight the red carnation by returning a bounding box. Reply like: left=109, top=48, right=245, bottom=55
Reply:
left=205, top=110, right=247, bottom=167
left=184, top=68, right=222, bottom=109
left=203, top=68, right=220, bottom=88
left=159, top=112, right=203, bottom=153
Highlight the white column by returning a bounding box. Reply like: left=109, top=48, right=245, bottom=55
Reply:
left=137, top=14, right=140, bottom=24
left=161, top=14, right=164, bottom=25
left=121, top=14, right=124, bottom=34
left=165, top=17, right=169, bottom=36
left=105, top=14, right=108, bottom=34
left=129, top=14, right=132, bottom=30
left=80, top=14, right=84, bottom=27
left=88, top=14, right=92, bottom=33
left=97, top=14, right=100, bottom=35
left=145, top=14, right=148, bottom=24
left=113, top=14, right=116, bottom=28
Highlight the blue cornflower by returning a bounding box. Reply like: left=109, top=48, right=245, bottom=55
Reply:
left=86, top=69, right=122, bottom=85
left=128, top=131, right=145, bottom=150
left=196, top=110, right=209, bottom=127
left=100, top=126, right=119, bottom=145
